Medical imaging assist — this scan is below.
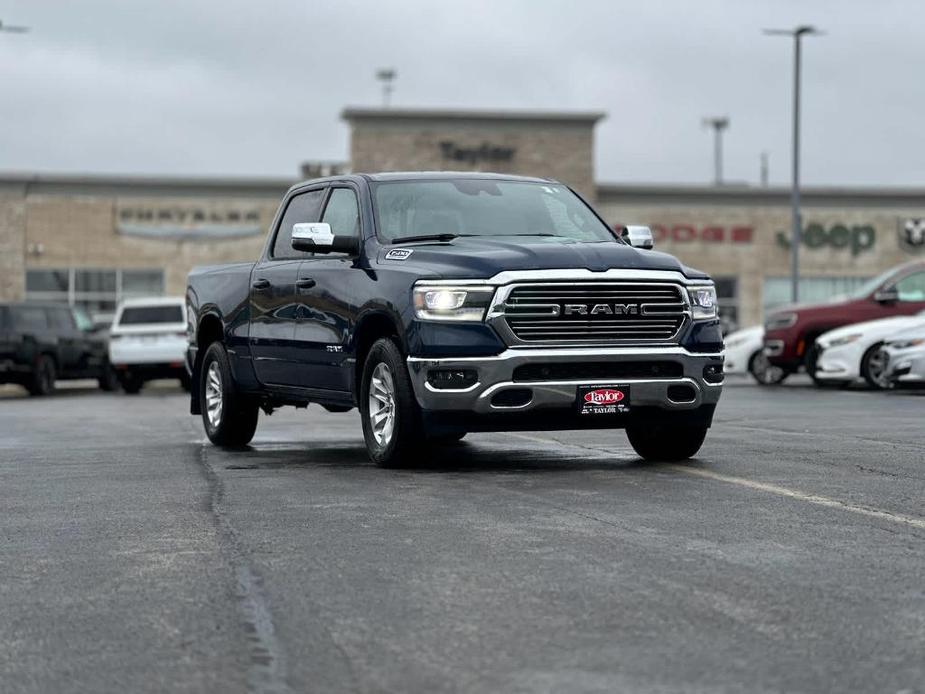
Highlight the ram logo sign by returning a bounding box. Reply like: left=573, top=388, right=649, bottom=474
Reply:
left=563, top=303, right=639, bottom=316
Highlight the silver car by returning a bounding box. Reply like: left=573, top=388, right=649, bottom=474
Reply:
left=882, top=323, right=925, bottom=385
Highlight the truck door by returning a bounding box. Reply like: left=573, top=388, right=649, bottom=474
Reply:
left=47, top=306, right=82, bottom=375
left=291, top=186, right=362, bottom=391
left=250, top=187, right=327, bottom=387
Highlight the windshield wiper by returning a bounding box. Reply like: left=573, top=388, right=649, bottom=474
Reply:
left=389, top=233, right=460, bottom=244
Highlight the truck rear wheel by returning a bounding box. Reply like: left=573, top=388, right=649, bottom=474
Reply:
left=626, top=423, right=708, bottom=462
left=200, top=341, right=259, bottom=447
left=26, top=354, right=56, bottom=396
left=360, top=338, right=423, bottom=468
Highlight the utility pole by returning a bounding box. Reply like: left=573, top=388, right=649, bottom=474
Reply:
left=702, top=116, right=729, bottom=185
left=375, top=68, right=396, bottom=108
left=760, top=151, right=769, bottom=187
left=764, top=26, right=822, bottom=303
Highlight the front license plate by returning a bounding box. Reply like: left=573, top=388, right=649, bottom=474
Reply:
left=576, top=384, right=631, bottom=416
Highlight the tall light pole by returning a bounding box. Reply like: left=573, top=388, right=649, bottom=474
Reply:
left=702, top=116, right=729, bottom=185
left=764, top=25, right=822, bottom=303
left=0, top=19, right=29, bottom=33
left=375, top=68, right=396, bottom=108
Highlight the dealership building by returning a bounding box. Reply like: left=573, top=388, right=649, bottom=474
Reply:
left=2, top=107, right=924, bottom=330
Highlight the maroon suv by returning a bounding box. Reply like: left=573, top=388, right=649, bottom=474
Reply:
left=762, top=261, right=925, bottom=383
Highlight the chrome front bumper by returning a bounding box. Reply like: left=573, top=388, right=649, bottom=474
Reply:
left=407, top=347, right=723, bottom=414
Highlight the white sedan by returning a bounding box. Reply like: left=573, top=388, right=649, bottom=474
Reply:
left=882, top=323, right=925, bottom=386
left=723, top=326, right=786, bottom=384
left=109, top=297, right=189, bottom=394
left=814, top=311, right=925, bottom=389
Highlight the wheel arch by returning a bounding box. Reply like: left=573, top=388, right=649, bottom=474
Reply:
left=351, top=310, right=405, bottom=400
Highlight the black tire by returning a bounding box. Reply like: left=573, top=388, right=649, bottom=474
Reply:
left=120, top=373, right=144, bottom=395
left=200, top=341, right=259, bottom=447
left=98, top=361, right=119, bottom=392
left=26, top=354, right=56, bottom=396
left=748, top=350, right=788, bottom=385
left=626, top=423, right=709, bottom=462
left=804, top=345, right=826, bottom=386
left=860, top=343, right=892, bottom=390
left=359, top=338, right=423, bottom=468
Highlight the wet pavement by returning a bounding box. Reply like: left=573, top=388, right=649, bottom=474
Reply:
left=1, top=377, right=924, bottom=693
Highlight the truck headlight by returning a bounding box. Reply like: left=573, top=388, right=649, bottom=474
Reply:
left=413, top=284, right=494, bottom=322
left=687, top=286, right=717, bottom=320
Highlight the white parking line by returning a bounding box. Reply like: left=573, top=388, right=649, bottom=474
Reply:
left=506, top=432, right=925, bottom=530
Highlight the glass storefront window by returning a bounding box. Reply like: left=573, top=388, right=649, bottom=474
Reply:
left=25, top=269, right=69, bottom=293
left=24, top=268, right=165, bottom=321
left=713, top=276, right=739, bottom=333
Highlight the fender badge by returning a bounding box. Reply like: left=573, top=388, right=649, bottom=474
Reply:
left=385, top=248, right=413, bottom=260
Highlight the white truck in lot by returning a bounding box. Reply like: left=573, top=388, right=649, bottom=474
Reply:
left=109, top=297, right=189, bottom=394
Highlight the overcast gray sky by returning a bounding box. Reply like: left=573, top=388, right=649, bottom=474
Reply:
left=0, top=0, right=921, bottom=186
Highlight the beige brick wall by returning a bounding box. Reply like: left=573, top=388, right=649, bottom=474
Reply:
left=20, top=194, right=280, bottom=299
left=0, top=190, right=26, bottom=301
left=349, top=118, right=598, bottom=200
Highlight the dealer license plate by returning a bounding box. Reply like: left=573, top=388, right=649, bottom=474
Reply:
left=576, top=384, right=631, bottom=416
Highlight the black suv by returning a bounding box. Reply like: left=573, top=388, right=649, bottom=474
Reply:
left=0, top=302, right=116, bottom=395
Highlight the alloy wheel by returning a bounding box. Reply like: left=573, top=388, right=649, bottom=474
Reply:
left=205, top=361, right=223, bottom=427
left=865, top=348, right=892, bottom=389
left=368, top=362, right=396, bottom=446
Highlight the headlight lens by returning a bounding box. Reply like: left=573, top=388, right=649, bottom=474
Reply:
left=825, top=333, right=862, bottom=348
left=887, top=338, right=925, bottom=349
left=765, top=312, right=798, bottom=331
left=413, top=284, right=494, bottom=322
left=687, top=286, right=717, bottom=320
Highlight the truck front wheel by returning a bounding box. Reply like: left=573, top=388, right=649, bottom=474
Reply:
left=200, top=341, right=258, bottom=447
left=626, top=423, right=708, bottom=462
left=359, top=338, right=423, bottom=468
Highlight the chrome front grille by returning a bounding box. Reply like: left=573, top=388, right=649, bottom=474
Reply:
left=496, top=282, right=688, bottom=345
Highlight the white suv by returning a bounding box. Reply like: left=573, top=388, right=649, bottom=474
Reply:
left=109, top=297, right=188, bottom=394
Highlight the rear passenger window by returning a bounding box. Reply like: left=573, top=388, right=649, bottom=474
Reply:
left=272, top=189, right=326, bottom=259
left=12, top=306, right=48, bottom=331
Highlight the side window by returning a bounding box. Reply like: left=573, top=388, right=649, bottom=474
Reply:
left=321, top=188, right=360, bottom=238
left=271, top=189, right=326, bottom=259
left=12, top=306, right=48, bottom=331
left=895, top=272, right=925, bottom=302
left=48, top=307, right=75, bottom=330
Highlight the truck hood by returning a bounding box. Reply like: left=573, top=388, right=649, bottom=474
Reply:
left=375, top=236, right=708, bottom=280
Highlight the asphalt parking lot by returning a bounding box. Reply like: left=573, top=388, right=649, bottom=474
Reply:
left=1, top=377, right=924, bottom=694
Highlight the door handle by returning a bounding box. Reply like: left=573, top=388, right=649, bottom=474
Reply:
left=295, top=278, right=316, bottom=290
left=252, top=278, right=271, bottom=290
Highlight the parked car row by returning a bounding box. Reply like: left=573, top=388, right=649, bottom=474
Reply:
left=0, top=297, right=188, bottom=396
left=724, top=260, right=925, bottom=389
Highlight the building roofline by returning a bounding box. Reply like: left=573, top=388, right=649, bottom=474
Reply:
left=0, top=171, right=295, bottom=197
left=596, top=182, right=925, bottom=207
left=341, top=107, right=607, bottom=124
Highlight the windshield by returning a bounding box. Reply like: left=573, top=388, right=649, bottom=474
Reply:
left=372, top=179, right=616, bottom=243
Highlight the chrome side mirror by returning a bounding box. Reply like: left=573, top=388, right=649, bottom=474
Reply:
left=291, top=222, right=334, bottom=251
left=621, top=225, right=654, bottom=250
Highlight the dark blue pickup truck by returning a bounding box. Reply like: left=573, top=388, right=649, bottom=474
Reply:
left=186, top=172, right=724, bottom=466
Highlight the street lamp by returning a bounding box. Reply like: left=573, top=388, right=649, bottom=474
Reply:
left=764, top=25, right=822, bottom=303
left=375, top=68, right=396, bottom=108
left=0, top=19, right=29, bottom=33
left=702, top=116, right=729, bottom=185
